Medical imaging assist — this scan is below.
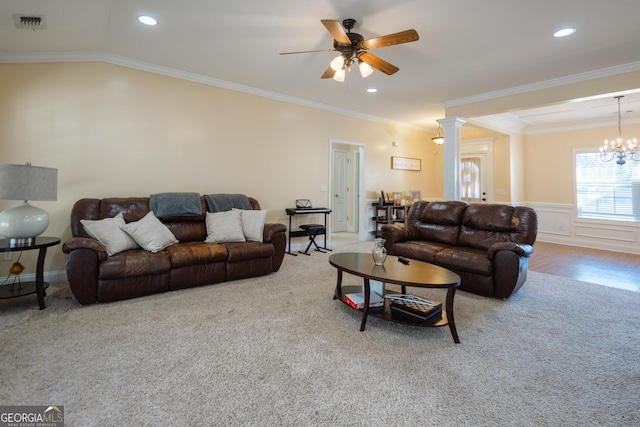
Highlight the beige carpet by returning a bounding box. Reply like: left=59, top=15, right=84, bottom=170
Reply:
left=1, top=240, right=639, bottom=426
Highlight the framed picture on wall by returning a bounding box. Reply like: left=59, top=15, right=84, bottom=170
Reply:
left=391, top=156, right=421, bottom=171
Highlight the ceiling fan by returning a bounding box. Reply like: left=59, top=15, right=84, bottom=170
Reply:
left=280, top=19, right=419, bottom=82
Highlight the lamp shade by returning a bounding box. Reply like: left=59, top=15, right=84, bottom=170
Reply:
left=0, top=163, right=57, bottom=245
left=0, top=163, right=57, bottom=201
left=359, top=60, right=373, bottom=78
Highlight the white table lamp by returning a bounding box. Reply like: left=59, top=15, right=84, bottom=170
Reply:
left=0, top=162, right=58, bottom=246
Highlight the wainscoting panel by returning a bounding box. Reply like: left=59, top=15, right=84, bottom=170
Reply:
left=535, top=207, right=572, bottom=236
left=574, top=223, right=637, bottom=242
left=527, top=202, right=640, bottom=254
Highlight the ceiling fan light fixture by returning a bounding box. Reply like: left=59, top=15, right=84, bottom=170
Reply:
left=359, top=60, right=373, bottom=78
left=330, top=55, right=345, bottom=71
left=333, top=68, right=346, bottom=82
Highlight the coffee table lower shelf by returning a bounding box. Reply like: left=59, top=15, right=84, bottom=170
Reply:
left=338, top=285, right=451, bottom=327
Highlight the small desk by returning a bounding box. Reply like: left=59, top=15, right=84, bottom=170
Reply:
left=285, top=207, right=331, bottom=255
left=0, top=236, right=60, bottom=310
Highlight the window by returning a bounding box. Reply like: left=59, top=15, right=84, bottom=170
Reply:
left=575, top=151, right=640, bottom=221
left=460, top=157, right=481, bottom=202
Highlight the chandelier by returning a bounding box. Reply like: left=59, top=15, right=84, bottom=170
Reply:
left=599, top=95, right=638, bottom=166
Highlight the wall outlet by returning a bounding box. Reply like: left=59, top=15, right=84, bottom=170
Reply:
left=3, top=252, right=11, bottom=261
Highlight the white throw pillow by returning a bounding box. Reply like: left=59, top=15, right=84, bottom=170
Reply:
left=81, top=213, right=139, bottom=256
left=234, top=208, right=267, bottom=242
left=205, top=210, right=246, bottom=243
left=121, top=211, right=178, bottom=253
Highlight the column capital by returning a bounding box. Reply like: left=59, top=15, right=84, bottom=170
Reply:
left=437, top=116, right=467, bottom=128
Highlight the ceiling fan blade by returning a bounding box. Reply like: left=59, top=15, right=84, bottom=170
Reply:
left=280, top=49, right=336, bottom=55
left=321, top=66, right=336, bottom=79
left=321, top=19, right=351, bottom=45
left=358, top=52, right=399, bottom=75
left=359, top=29, right=419, bottom=50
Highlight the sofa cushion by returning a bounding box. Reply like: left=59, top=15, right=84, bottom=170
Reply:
left=99, top=249, right=172, bottom=280
left=225, top=241, right=274, bottom=263
left=121, top=211, right=179, bottom=253
left=458, top=204, right=515, bottom=250
left=434, top=246, right=492, bottom=276
left=205, top=210, right=246, bottom=243
left=100, top=197, right=150, bottom=223
left=411, top=201, right=467, bottom=245
left=80, top=213, right=139, bottom=256
left=165, top=242, right=228, bottom=268
left=387, top=240, right=450, bottom=264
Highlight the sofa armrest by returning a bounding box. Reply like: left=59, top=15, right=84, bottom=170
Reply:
left=488, top=242, right=534, bottom=259
left=381, top=224, right=419, bottom=245
left=263, top=223, right=287, bottom=243
left=62, top=237, right=109, bottom=262
left=263, top=223, right=287, bottom=272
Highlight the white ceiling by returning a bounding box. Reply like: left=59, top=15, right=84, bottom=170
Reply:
left=1, top=0, right=639, bottom=134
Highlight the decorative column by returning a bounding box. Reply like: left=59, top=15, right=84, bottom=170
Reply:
left=438, top=117, right=466, bottom=201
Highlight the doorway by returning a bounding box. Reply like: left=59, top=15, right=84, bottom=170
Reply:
left=461, top=138, right=494, bottom=203
left=329, top=140, right=366, bottom=243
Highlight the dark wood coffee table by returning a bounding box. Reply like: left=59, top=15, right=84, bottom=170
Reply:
left=329, top=252, right=462, bottom=343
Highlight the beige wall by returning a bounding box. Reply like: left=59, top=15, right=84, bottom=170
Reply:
left=0, top=62, right=438, bottom=274
left=524, top=124, right=640, bottom=204
left=508, top=133, right=525, bottom=203
left=492, top=135, right=513, bottom=203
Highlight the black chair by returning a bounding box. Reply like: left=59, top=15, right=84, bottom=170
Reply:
left=298, top=224, right=329, bottom=255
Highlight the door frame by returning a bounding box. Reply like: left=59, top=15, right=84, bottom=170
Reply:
left=461, top=138, right=495, bottom=203
left=329, top=139, right=366, bottom=241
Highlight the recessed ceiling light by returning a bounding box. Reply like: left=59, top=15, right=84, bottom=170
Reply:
left=138, top=16, right=157, bottom=26
left=553, top=28, right=576, bottom=37
left=367, top=88, right=377, bottom=93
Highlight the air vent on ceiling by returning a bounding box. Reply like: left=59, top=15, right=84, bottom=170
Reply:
left=14, top=14, right=46, bottom=30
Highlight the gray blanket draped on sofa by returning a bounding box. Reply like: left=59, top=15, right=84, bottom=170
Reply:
left=204, top=193, right=252, bottom=212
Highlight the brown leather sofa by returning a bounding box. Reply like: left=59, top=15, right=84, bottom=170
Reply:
left=62, top=196, right=286, bottom=305
left=382, top=201, right=538, bottom=299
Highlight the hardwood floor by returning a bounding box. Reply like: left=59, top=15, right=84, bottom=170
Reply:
left=529, top=241, right=640, bottom=293
left=331, top=233, right=640, bottom=293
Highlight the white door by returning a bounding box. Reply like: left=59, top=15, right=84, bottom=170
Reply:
left=460, top=153, right=488, bottom=203
left=332, top=149, right=349, bottom=231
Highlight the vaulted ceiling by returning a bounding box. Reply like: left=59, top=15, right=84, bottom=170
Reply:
left=1, top=0, right=639, bottom=134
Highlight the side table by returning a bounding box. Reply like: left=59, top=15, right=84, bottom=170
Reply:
left=0, top=237, right=60, bottom=310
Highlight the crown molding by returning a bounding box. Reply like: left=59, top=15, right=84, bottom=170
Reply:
left=0, top=51, right=424, bottom=131
left=442, top=61, right=640, bottom=108
left=466, top=114, right=525, bottom=134
left=470, top=111, right=640, bottom=136
left=522, top=114, right=640, bottom=135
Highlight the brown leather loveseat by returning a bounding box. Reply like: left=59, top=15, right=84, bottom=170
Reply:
left=63, top=196, right=286, bottom=305
left=382, top=201, right=538, bottom=299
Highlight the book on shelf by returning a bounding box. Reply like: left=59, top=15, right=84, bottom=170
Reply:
left=344, top=292, right=384, bottom=310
